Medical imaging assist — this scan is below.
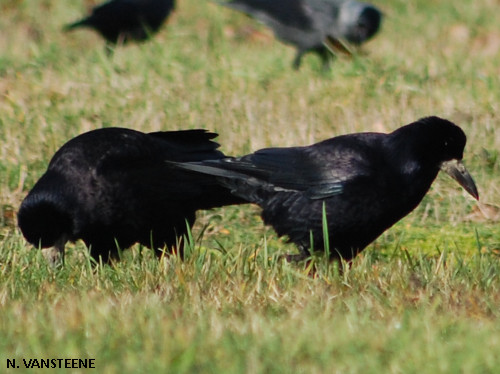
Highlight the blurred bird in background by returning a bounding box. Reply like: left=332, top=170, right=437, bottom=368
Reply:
left=64, top=0, right=175, bottom=54
left=222, top=0, right=382, bottom=69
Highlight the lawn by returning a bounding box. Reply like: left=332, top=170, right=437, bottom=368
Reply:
left=1, top=0, right=500, bottom=372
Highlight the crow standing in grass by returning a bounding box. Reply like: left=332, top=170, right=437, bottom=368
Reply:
left=172, top=117, right=479, bottom=262
left=222, top=0, right=382, bottom=69
left=64, top=0, right=175, bottom=52
left=18, top=128, right=243, bottom=263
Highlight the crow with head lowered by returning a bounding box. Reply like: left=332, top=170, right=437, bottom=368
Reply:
left=171, top=117, right=479, bottom=262
left=222, top=0, right=382, bottom=69
left=64, top=0, right=175, bottom=52
left=18, top=128, right=243, bottom=263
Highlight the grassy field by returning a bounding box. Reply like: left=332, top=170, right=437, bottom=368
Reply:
left=1, top=0, right=500, bottom=372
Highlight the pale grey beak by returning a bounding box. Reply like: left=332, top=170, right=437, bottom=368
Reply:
left=41, top=236, right=66, bottom=267
left=440, top=159, right=479, bottom=200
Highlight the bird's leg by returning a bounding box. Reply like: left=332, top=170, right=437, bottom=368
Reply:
left=283, top=252, right=309, bottom=262
left=319, top=49, right=333, bottom=72
left=56, top=238, right=66, bottom=266
left=292, top=51, right=304, bottom=70
left=104, top=42, right=115, bottom=57
left=282, top=244, right=311, bottom=263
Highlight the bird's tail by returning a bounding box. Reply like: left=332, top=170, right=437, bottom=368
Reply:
left=167, top=160, right=250, bottom=181
left=167, top=160, right=278, bottom=205
left=63, top=18, right=91, bottom=32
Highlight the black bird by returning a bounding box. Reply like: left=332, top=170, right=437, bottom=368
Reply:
left=222, top=0, right=382, bottom=69
left=171, top=117, right=479, bottom=262
left=64, top=0, right=175, bottom=52
left=18, top=128, right=243, bottom=263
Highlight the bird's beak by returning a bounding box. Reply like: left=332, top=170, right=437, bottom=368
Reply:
left=41, top=237, right=66, bottom=267
left=440, top=159, right=479, bottom=200
left=324, top=36, right=353, bottom=56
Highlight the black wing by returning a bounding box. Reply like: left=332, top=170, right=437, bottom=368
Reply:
left=177, top=132, right=385, bottom=200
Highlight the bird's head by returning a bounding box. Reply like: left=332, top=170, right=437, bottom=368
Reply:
left=337, top=1, right=383, bottom=44
left=18, top=200, right=72, bottom=247
left=18, top=192, right=74, bottom=259
left=396, top=116, right=479, bottom=200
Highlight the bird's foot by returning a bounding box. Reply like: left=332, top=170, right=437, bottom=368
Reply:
left=282, top=252, right=310, bottom=263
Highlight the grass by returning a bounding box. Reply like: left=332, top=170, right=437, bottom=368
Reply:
left=1, top=0, right=500, bottom=372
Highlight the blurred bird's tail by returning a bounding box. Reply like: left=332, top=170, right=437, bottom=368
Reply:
left=63, top=19, right=91, bottom=32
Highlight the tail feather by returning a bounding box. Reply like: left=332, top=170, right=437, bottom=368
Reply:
left=167, top=160, right=279, bottom=205
left=149, top=129, right=222, bottom=154
left=167, top=160, right=250, bottom=181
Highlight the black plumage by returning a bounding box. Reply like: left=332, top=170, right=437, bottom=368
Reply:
left=172, top=117, right=479, bottom=261
left=222, top=0, right=382, bottom=69
left=18, top=128, right=242, bottom=263
left=64, top=0, right=175, bottom=50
